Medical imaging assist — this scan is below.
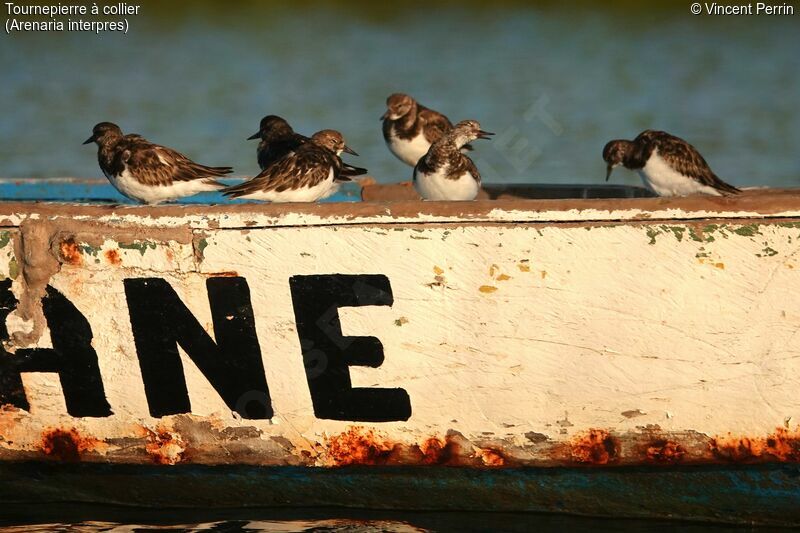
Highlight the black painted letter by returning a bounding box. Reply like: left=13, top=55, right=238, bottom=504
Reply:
left=124, top=277, right=272, bottom=419
left=289, top=274, right=411, bottom=422
left=0, top=279, right=112, bottom=417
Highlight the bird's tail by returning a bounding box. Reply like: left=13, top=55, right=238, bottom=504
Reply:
left=194, top=164, right=234, bottom=177
left=201, top=178, right=227, bottom=189
left=338, top=163, right=368, bottom=182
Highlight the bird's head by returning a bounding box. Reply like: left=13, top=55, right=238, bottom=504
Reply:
left=451, top=120, right=494, bottom=148
left=381, top=93, right=415, bottom=121
left=602, top=139, right=634, bottom=181
left=83, top=122, right=123, bottom=146
left=248, top=115, right=294, bottom=141
left=311, top=129, right=358, bottom=156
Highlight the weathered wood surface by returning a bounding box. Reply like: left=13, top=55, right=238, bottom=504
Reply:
left=0, top=184, right=799, bottom=523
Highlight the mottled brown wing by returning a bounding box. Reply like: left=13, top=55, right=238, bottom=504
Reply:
left=225, top=144, right=336, bottom=198
left=462, top=155, right=482, bottom=185
left=649, top=132, right=740, bottom=195
left=417, top=107, right=453, bottom=144
left=445, top=153, right=481, bottom=184
left=418, top=106, right=473, bottom=151
left=257, top=133, right=308, bottom=170
left=122, top=137, right=232, bottom=186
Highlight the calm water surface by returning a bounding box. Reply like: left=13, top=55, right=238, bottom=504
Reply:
left=0, top=506, right=768, bottom=532
left=1, top=1, right=798, bottom=190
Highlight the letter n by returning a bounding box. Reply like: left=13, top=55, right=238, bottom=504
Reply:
left=123, top=277, right=272, bottom=419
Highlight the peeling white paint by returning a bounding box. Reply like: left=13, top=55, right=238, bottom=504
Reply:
left=0, top=208, right=798, bottom=465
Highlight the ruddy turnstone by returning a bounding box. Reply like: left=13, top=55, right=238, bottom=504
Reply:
left=413, top=120, right=493, bottom=201
left=381, top=93, right=471, bottom=166
left=83, top=122, right=232, bottom=204
left=248, top=115, right=367, bottom=178
left=247, top=115, right=307, bottom=170
left=225, top=129, right=360, bottom=203
left=603, top=130, right=740, bottom=196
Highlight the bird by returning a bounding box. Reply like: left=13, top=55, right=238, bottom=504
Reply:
left=224, top=129, right=361, bottom=203
left=247, top=115, right=307, bottom=170
left=247, top=114, right=367, bottom=178
left=381, top=93, right=471, bottom=167
left=603, top=130, right=740, bottom=196
left=83, top=122, right=232, bottom=204
left=413, top=120, right=493, bottom=201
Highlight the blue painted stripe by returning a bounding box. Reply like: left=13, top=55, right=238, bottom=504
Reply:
left=0, top=178, right=361, bottom=204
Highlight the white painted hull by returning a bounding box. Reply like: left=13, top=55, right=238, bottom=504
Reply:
left=1, top=185, right=800, bottom=523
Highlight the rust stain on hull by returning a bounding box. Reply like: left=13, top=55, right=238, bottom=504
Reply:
left=645, top=439, right=686, bottom=464
left=568, top=429, right=620, bottom=465
left=326, top=426, right=400, bottom=466
left=139, top=425, right=188, bottom=465
left=5, top=420, right=800, bottom=468
left=58, top=238, right=82, bottom=266
left=41, top=428, right=104, bottom=462
left=710, top=427, right=800, bottom=463
left=104, top=249, right=121, bottom=265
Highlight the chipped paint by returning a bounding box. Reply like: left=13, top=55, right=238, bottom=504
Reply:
left=118, top=240, right=158, bottom=256
left=0, top=195, right=798, bottom=523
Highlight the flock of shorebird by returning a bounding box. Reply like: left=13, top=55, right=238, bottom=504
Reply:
left=83, top=93, right=740, bottom=205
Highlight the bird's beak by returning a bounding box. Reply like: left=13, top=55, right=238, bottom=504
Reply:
left=477, top=130, right=494, bottom=140
left=605, top=164, right=613, bottom=181
left=247, top=131, right=261, bottom=140
left=343, top=145, right=359, bottom=156
left=82, top=135, right=95, bottom=145
left=380, top=110, right=389, bottom=121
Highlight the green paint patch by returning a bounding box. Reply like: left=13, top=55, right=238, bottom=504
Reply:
left=759, top=246, right=778, bottom=257
left=394, top=317, right=409, bottom=327
left=688, top=227, right=715, bottom=243
left=646, top=222, right=777, bottom=246
left=646, top=227, right=660, bottom=245
left=196, top=238, right=209, bottom=256
left=119, top=241, right=158, bottom=256
left=8, top=257, right=18, bottom=280
left=662, top=225, right=685, bottom=242
left=79, top=244, right=100, bottom=257
left=0, top=232, right=10, bottom=250
left=731, top=225, right=760, bottom=237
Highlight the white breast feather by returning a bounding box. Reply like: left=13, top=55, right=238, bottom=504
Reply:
left=638, top=149, right=721, bottom=197
left=415, top=163, right=479, bottom=201
left=387, top=128, right=431, bottom=166
left=105, top=165, right=221, bottom=204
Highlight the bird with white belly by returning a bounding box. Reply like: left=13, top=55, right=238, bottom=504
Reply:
left=603, top=130, right=740, bottom=196
left=413, top=120, right=493, bottom=201
left=83, top=122, right=232, bottom=204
